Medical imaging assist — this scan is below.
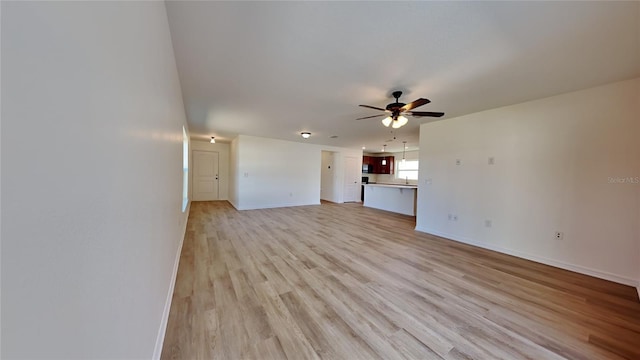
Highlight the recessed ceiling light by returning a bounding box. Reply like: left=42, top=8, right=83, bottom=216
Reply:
left=362, top=146, right=366, bottom=150
left=301, top=132, right=311, bottom=139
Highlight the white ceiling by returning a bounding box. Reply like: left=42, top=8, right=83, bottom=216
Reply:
left=165, top=1, right=640, bottom=152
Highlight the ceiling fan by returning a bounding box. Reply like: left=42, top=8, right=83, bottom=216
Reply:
left=357, top=91, right=444, bottom=129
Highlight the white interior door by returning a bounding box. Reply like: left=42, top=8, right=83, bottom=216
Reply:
left=193, top=150, right=219, bottom=201
left=321, top=151, right=335, bottom=201
left=343, top=156, right=360, bottom=202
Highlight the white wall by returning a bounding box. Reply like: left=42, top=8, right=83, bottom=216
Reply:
left=417, top=78, right=640, bottom=286
left=235, top=135, right=320, bottom=209
left=232, top=135, right=362, bottom=210
left=1, top=2, right=189, bottom=358
left=191, top=140, right=230, bottom=200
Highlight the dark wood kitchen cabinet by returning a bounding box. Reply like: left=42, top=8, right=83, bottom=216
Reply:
left=377, top=156, right=394, bottom=174
left=363, top=156, right=394, bottom=174
left=362, top=156, right=373, bottom=173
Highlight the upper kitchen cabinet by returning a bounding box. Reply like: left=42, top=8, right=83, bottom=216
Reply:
left=378, top=156, right=394, bottom=174
left=362, top=155, right=394, bottom=174
left=362, top=156, right=373, bottom=173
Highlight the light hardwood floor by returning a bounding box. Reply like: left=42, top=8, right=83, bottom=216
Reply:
left=161, top=201, right=640, bottom=360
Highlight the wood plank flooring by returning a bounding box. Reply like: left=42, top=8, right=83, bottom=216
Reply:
left=161, top=201, right=640, bottom=359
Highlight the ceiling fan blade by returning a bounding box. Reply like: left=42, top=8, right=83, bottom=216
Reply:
left=356, top=114, right=385, bottom=120
left=359, top=104, right=387, bottom=111
left=400, top=98, right=431, bottom=112
left=409, top=111, right=445, bottom=117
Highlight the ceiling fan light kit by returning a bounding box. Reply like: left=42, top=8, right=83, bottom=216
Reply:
left=392, top=115, right=408, bottom=129
left=357, top=90, right=444, bottom=129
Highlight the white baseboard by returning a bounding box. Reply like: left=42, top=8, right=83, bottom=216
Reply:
left=153, top=201, right=190, bottom=360
left=236, top=201, right=321, bottom=211
left=228, top=198, right=239, bottom=210
left=414, top=226, right=637, bottom=287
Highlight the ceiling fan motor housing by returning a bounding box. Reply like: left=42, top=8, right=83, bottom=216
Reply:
left=386, top=103, right=405, bottom=111
left=386, top=90, right=405, bottom=112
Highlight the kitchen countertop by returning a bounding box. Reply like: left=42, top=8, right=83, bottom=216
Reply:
left=364, top=183, right=417, bottom=189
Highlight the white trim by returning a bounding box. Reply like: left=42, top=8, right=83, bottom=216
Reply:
left=153, top=201, right=190, bottom=360
left=637, top=284, right=640, bottom=302
left=227, top=197, right=239, bottom=210
left=235, top=201, right=322, bottom=211
left=414, top=226, right=637, bottom=287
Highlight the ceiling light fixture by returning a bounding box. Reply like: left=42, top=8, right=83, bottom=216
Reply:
left=382, top=145, right=387, bottom=165
left=402, top=141, right=407, bottom=163
left=392, top=115, right=409, bottom=129
left=301, top=132, right=311, bottom=139
left=357, top=90, right=444, bottom=129
left=382, top=114, right=409, bottom=129
left=210, top=137, right=216, bottom=144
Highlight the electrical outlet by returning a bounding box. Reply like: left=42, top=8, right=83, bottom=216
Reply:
left=485, top=220, right=492, bottom=227
left=555, top=231, right=563, bottom=240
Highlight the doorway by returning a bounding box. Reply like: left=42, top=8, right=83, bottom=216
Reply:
left=320, top=151, right=337, bottom=202
left=192, top=150, right=219, bottom=201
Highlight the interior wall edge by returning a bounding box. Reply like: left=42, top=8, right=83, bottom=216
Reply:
left=414, top=226, right=638, bottom=287
left=227, top=199, right=240, bottom=210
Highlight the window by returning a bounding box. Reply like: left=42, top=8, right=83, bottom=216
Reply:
left=182, top=126, right=189, bottom=212
left=397, top=159, right=419, bottom=180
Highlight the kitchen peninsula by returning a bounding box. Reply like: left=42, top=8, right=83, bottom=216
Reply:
left=363, top=184, right=417, bottom=216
